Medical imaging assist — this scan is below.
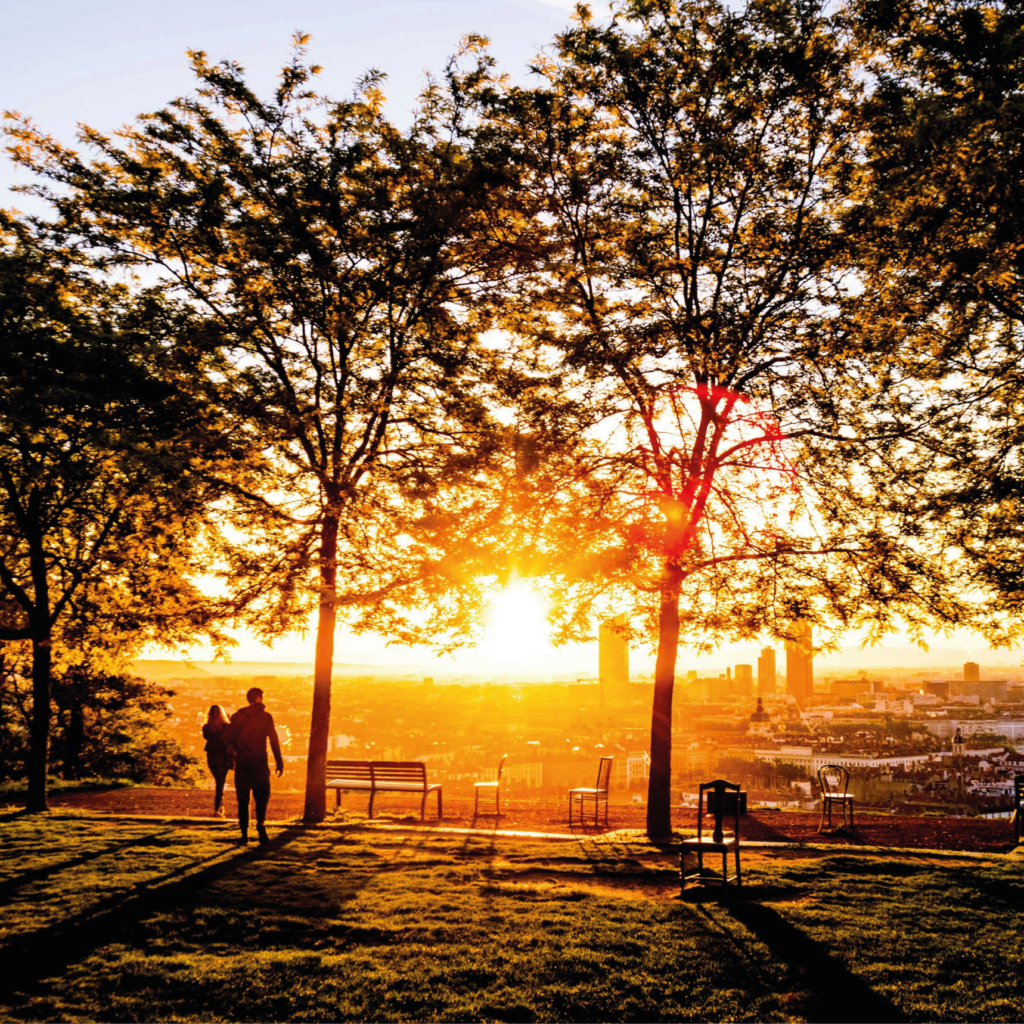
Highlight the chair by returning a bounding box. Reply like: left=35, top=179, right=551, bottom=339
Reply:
left=818, top=763, right=855, bottom=833
left=569, top=756, right=613, bottom=827
left=681, top=779, right=741, bottom=894
left=474, top=755, right=507, bottom=817
left=1014, top=775, right=1023, bottom=846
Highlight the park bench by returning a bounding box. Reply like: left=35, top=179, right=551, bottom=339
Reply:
left=325, top=759, right=442, bottom=820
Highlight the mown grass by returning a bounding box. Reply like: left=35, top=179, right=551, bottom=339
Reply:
left=0, top=812, right=1021, bottom=1022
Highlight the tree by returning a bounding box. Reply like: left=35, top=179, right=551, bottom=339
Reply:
left=6, top=39, right=518, bottom=822
left=0, top=643, right=200, bottom=785
left=848, top=0, right=1024, bottom=625
left=0, top=216, right=237, bottom=810
left=491, top=0, right=980, bottom=837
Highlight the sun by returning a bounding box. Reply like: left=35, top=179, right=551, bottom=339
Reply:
left=481, top=584, right=553, bottom=663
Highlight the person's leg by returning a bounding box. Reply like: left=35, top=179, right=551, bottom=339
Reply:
left=252, top=762, right=272, bottom=844
left=209, top=758, right=227, bottom=814
left=235, top=764, right=253, bottom=841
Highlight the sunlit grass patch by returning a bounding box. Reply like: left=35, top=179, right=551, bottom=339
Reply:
left=0, top=815, right=1021, bottom=1021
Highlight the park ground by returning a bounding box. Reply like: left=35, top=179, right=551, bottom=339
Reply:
left=1, top=790, right=1022, bottom=1022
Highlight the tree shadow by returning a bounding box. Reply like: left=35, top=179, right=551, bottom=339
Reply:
left=726, top=900, right=907, bottom=1023
left=0, top=825, right=308, bottom=1009
left=0, top=828, right=177, bottom=900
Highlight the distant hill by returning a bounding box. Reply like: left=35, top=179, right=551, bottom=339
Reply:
left=131, top=659, right=430, bottom=680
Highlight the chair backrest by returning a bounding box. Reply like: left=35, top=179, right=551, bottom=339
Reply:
left=496, top=755, right=508, bottom=782
left=698, top=778, right=740, bottom=845
left=818, top=764, right=850, bottom=797
left=595, top=756, right=613, bottom=792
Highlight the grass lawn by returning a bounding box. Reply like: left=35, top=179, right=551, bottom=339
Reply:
left=0, top=812, right=1021, bottom=1022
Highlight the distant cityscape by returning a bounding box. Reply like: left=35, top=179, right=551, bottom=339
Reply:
left=140, top=617, right=1024, bottom=819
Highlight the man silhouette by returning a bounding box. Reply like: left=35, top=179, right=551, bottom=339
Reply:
left=224, top=686, right=284, bottom=845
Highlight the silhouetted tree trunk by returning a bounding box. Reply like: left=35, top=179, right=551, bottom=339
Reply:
left=26, top=632, right=51, bottom=812
left=647, top=564, right=681, bottom=839
left=304, top=512, right=338, bottom=823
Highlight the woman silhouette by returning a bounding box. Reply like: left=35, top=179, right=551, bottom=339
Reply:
left=202, top=705, right=233, bottom=817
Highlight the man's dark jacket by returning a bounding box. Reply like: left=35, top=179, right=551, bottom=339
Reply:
left=224, top=702, right=284, bottom=771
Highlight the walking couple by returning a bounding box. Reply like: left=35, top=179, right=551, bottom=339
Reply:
left=203, top=687, right=284, bottom=845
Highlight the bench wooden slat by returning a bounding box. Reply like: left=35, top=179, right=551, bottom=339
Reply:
left=325, top=758, right=441, bottom=820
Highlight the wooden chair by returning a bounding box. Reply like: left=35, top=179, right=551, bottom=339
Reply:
left=474, top=754, right=507, bottom=817
left=817, top=763, right=854, bottom=833
left=569, top=756, right=613, bottom=827
left=681, top=779, right=742, bottom=894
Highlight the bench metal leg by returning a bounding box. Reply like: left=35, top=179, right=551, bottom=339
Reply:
left=437, top=789, right=442, bottom=819
left=368, top=789, right=376, bottom=819
left=335, top=788, right=341, bottom=809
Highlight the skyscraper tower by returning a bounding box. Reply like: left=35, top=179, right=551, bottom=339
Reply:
left=964, top=661, right=980, bottom=682
left=599, top=615, right=630, bottom=703
left=785, top=621, right=814, bottom=705
left=757, top=648, right=777, bottom=696
left=734, top=664, right=753, bottom=697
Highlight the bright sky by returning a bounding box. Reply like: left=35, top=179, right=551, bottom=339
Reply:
left=3, top=1, right=1018, bottom=676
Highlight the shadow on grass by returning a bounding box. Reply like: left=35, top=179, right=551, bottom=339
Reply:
left=0, top=825, right=309, bottom=1009
left=0, top=828, right=178, bottom=901
left=725, top=900, right=907, bottom=1023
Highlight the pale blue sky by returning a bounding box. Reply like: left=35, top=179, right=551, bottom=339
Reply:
left=2, top=0, right=589, bottom=202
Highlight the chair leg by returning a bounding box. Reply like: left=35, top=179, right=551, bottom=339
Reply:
left=474, top=789, right=479, bottom=817
left=437, top=789, right=442, bottom=819
left=495, top=786, right=500, bottom=817
left=368, top=791, right=375, bottom=819
left=335, top=788, right=340, bottom=809
left=735, top=846, right=741, bottom=887
left=818, top=799, right=826, bottom=834
left=421, top=791, right=427, bottom=820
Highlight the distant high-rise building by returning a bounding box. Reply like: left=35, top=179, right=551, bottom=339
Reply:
left=964, top=661, right=980, bottom=682
left=785, top=621, right=814, bottom=705
left=598, top=615, right=630, bottom=703
left=734, top=664, right=753, bottom=697
left=757, top=647, right=777, bottom=696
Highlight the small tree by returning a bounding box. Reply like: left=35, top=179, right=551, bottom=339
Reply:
left=0, top=643, right=200, bottom=785
left=0, top=217, right=237, bottom=810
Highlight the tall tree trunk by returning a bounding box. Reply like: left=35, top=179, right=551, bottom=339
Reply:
left=304, top=512, right=339, bottom=824
left=646, top=563, right=682, bottom=839
left=67, top=683, right=85, bottom=780
left=26, top=634, right=52, bottom=813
